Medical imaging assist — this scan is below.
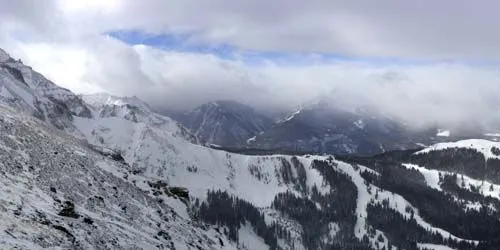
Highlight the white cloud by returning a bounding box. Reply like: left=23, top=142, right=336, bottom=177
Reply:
left=17, top=43, right=104, bottom=94
left=1, top=0, right=500, bottom=130
left=58, top=0, right=121, bottom=12
left=54, top=0, right=500, bottom=60
left=10, top=38, right=500, bottom=130
left=4, top=0, right=500, bottom=59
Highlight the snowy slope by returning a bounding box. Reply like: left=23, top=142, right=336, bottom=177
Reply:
left=238, top=223, right=270, bottom=250
left=73, top=113, right=328, bottom=206
left=417, top=139, right=500, bottom=160
left=403, top=164, right=500, bottom=207
left=80, top=93, right=198, bottom=144
left=74, top=110, right=490, bottom=249
left=0, top=105, right=236, bottom=249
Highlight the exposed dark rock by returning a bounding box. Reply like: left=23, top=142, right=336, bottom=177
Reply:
left=58, top=201, right=80, bottom=219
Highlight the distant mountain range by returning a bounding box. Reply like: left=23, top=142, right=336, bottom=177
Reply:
left=176, top=98, right=490, bottom=156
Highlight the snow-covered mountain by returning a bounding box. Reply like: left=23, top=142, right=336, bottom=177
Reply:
left=175, top=100, right=274, bottom=146
left=0, top=49, right=91, bottom=135
left=79, top=93, right=199, bottom=144
left=0, top=105, right=236, bottom=249
left=1, top=48, right=500, bottom=249
left=172, top=97, right=488, bottom=157
left=247, top=99, right=483, bottom=156
left=82, top=92, right=151, bottom=110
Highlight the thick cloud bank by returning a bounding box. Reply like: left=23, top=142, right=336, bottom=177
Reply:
left=1, top=0, right=500, bottom=129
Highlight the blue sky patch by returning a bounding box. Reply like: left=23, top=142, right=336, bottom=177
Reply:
left=107, top=30, right=236, bottom=60
left=107, top=30, right=487, bottom=67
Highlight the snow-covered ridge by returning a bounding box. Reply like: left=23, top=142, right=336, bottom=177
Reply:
left=74, top=113, right=331, bottom=205
left=79, top=93, right=198, bottom=144
left=81, top=93, right=152, bottom=111
left=0, top=50, right=93, bottom=135
left=416, top=139, right=500, bottom=159
left=281, top=108, right=302, bottom=123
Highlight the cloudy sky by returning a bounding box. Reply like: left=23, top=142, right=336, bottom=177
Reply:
left=1, top=0, right=500, bottom=127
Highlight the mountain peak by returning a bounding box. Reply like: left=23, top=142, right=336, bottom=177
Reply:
left=81, top=93, right=152, bottom=111
left=179, top=100, right=273, bottom=146
left=0, top=48, right=12, bottom=63
left=0, top=47, right=92, bottom=130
